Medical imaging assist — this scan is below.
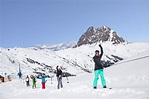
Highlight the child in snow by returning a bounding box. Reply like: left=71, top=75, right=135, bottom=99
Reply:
left=56, top=66, right=63, bottom=89
left=31, top=75, right=36, bottom=89
left=93, top=44, right=107, bottom=89
left=39, top=74, right=47, bottom=89
left=26, top=75, right=30, bottom=86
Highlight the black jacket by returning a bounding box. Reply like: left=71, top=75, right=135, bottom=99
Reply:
left=56, top=69, right=62, bottom=77
left=93, top=45, right=103, bottom=70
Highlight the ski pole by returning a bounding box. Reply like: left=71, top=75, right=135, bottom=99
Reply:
left=51, top=77, right=52, bottom=84
left=66, top=76, right=69, bottom=83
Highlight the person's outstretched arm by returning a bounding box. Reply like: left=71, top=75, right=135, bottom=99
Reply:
left=99, top=44, right=103, bottom=59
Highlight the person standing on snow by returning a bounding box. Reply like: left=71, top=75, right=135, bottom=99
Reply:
left=31, top=75, right=36, bottom=89
left=56, top=66, right=63, bottom=89
left=93, top=44, right=107, bottom=89
left=26, top=75, right=30, bottom=86
left=18, top=71, right=22, bottom=79
left=39, top=74, right=47, bottom=89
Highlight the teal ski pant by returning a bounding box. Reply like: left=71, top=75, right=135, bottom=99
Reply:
left=93, top=69, right=106, bottom=87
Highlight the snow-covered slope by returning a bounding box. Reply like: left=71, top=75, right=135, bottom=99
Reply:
left=0, top=42, right=149, bottom=77
left=0, top=47, right=81, bottom=78
left=0, top=49, right=149, bottom=99
left=56, top=42, right=149, bottom=69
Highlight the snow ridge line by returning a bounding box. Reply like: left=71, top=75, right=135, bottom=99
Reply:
left=113, top=55, right=149, bottom=66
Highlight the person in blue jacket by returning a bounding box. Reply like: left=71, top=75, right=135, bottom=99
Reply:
left=39, top=74, right=47, bottom=89
left=18, top=71, right=22, bottom=79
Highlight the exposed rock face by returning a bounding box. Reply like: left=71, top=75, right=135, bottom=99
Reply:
left=77, top=26, right=125, bottom=46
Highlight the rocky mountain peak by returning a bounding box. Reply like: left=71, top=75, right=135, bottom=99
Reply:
left=76, top=26, right=125, bottom=46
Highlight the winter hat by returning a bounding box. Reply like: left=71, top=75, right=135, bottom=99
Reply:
left=95, top=50, right=99, bottom=53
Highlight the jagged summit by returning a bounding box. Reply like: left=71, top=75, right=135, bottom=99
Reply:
left=77, top=26, right=125, bottom=47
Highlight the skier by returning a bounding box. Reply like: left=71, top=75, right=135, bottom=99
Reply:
left=39, top=74, right=47, bottom=89
left=93, top=44, right=107, bottom=89
left=30, top=75, right=36, bottom=89
left=25, top=75, right=30, bottom=86
left=56, top=66, right=63, bottom=89
left=18, top=71, right=22, bottom=79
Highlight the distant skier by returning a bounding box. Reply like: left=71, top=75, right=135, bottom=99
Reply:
left=56, top=66, right=63, bottom=89
left=39, top=74, right=47, bottom=89
left=30, top=75, right=36, bottom=89
left=18, top=71, right=22, bottom=79
left=93, top=44, right=107, bottom=89
left=7, top=75, right=11, bottom=81
left=25, top=75, right=30, bottom=86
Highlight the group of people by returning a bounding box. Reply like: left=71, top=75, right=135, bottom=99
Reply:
left=25, top=75, right=36, bottom=89
left=20, top=44, right=107, bottom=90
left=0, top=75, right=11, bottom=83
left=23, top=66, right=63, bottom=89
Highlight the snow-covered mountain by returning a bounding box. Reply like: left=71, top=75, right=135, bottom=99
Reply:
left=0, top=48, right=149, bottom=99
left=1, top=26, right=149, bottom=77
left=31, top=41, right=77, bottom=51
left=77, top=26, right=125, bottom=47
left=0, top=25, right=149, bottom=99
left=1, top=42, right=149, bottom=77
left=30, top=26, right=126, bottom=51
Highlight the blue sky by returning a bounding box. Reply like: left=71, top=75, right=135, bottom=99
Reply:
left=0, top=0, right=149, bottom=48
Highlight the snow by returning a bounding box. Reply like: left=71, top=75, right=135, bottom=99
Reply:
left=31, top=41, right=77, bottom=51
left=0, top=42, right=149, bottom=99
left=109, top=31, right=113, bottom=41
left=1, top=42, right=149, bottom=75
left=0, top=50, right=149, bottom=99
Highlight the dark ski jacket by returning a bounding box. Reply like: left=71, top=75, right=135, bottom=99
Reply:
left=93, top=45, right=103, bottom=71
left=18, top=72, right=22, bottom=78
left=32, top=77, right=36, bottom=83
left=56, top=69, right=62, bottom=77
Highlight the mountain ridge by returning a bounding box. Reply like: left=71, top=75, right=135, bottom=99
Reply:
left=77, top=26, right=125, bottom=47
left=29, top=26, right=126, bottom=51
left=30, top=41, right=77, bottom=51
